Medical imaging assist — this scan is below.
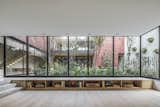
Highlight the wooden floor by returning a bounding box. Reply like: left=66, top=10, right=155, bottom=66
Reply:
left=0, top=90, right=160, bottom=107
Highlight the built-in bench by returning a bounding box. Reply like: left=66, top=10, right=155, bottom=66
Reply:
left=6, top=77, right=154, bottom=90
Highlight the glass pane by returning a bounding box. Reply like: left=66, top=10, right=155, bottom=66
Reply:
left=89, top=36, right=113, bottom=76
left=141, top=28, right=159, bottom=78
left=0, top=37, right=4, bottom=77
left=6, top=37, right=27, bottom=76
left=28, top=36, right=47, bottom=76
left=69, top=36, right=88, bottom=76
left=48, top=36, right=68, bottom=76
left=114, top=37, right=140, bottom=76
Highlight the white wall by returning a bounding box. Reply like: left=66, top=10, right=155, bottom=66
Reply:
left=153, top=80, right=160, bottom=91
left=0, top=0, right=160, bottom=36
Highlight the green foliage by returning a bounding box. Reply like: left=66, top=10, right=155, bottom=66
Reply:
left=69, top=61, right=88, bottom=76
left=94, top=37, right=104, bottom=47
left=114, top=68, right=139, bottom=76
left=34, top=57, right=47, bottom=76
left=103, top=55, right=112, bottom=67
left=49, top=62, right=67, bottom=76
left=33, top=57, right=140, bottom=77
left=89, top=67, right=112, bottom=76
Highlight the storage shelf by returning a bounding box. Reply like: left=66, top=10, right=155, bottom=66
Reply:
left=11, top=79, right=153, bottom=90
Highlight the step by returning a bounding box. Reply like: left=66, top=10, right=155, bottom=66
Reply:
left=0, top=83, right=17, bottom=91
left=0, top=87, right=22, bottom=98
left=0, top=81, right=10, bottom=85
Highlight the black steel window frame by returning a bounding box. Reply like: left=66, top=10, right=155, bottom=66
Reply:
left=2, top=26, right=160, bottom=79
left=46, top=36, right=49, bottom=76
left=139, top=35, right=142, bottom=77
left=159, top=26, right=160, bottom=78
left=3, top=36, right=6, bottom=77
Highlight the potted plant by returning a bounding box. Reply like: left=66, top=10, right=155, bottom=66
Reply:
left=147, top=37, right=154, bottom=43
left=142, top=48, right=147, bottom=54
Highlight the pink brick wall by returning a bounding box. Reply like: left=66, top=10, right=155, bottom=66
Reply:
left=16, top=36, right=125, bottom=67
left=114, top=37, right=125, bottom=67
left=93, top=37, right=124, bottom=67
left=15, top=36, right=47, bottom=51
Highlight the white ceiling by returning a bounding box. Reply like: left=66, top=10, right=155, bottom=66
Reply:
left=0, top=0, right=160, bottom=36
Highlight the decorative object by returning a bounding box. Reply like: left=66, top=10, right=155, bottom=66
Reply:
left=135, top=52, right=139, bottom=57
left=153, top=49, right=159, bottom=54
left=127, top=52, right=131, bottom=56
left=142, top=48, right=147, bottom=54
left=105, top=81, right=112, bottom=87
left=132, top=47, right=137, bottom=52
left=85, top=81, right=101, bottom=88
left=147, top=37, right=154, bottom=43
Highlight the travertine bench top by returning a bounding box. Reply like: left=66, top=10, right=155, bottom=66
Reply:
left=4, top=77, right=151, bottom=81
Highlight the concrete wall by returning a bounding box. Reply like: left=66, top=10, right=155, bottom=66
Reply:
left=153, top=80, right=160, bottom=91
left=0, top=0, right=160, bottom=36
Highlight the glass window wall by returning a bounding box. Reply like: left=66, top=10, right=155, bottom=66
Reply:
left=6, top=37, right=27, bottom=76
left=28, top=36, right=47, bottom=76
left=2, top=29, right=160, bottom=78
left=48, top=36, right=68, bottom=76
left=89, top=36, right=113, bottom=76
left=114, top=36, right=140, bottom=76
left=141, top=28, right=159, bottom=78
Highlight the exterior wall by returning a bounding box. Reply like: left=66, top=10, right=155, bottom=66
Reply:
left=114, top=37, right=125, bottom=68
left=153, top=80, right=160, bottom=91
left=15, top=36, right=47, bottom=51
left=93, top=37, right=124, bottom=67
left=94, top=37, right=113, bottom=67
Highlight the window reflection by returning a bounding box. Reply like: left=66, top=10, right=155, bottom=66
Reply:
left=6, top=37, right=27, bottom=76
left=48, top=36, right=68, bottom=76
left=141, top=28, right=159, bottom=78
left=89, top=36, right=113, bottom=76
left=69, top=36, right=88, bottom=76
left=28, top=37, right=47, bottom=76
left=114, top=37, right=140, bottom=76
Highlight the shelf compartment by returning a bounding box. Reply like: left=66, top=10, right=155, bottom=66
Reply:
left=29, top=80, right=46, bottom=88
left=65, top=80, right=82, bottom=88
left=105, top=80, right=121, bottom=88
left=122, top=80, right=141, bottom=88
left=46, top=80, right=62, bottom=88
left=84, top=81, right=102, bottom=88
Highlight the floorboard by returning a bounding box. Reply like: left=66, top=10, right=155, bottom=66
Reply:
left=0, top=90, right=160, bottom=107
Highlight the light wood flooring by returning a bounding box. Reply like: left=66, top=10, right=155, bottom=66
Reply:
left=0, top=90, right=160, bottom=107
